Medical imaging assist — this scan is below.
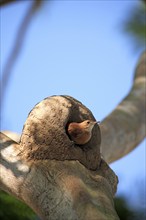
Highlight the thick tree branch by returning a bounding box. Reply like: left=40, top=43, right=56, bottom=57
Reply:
left=2, top=52, right=145, bottom=164
left=0, top=132, right=119, bottom=220
left=0, top=133, right=29, bottom=198
left=0, top=95, right=119, bottom=219
left=0, top=53, right=145, bottom=219
left=101, top=51, right=146, bottom=163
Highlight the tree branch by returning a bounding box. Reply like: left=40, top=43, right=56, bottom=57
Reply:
left=0, top=94, right=119, bottom=219
left=0, top=0, right=38, bottom=109
left=2, top=52, right=145, bottom=165
left=2, top=130, right=20, bottom=142
left=0, top=133, right=30, bottom=198
left=0, top=53, right=145, bottom=219
left=0, top=132, right=119, bottom=220
left=0, top=0, right=16, bottom=6
left=101, top=51, right=146, bottom=163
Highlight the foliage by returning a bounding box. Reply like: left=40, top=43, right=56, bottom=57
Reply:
left=122, top=2, right=146, bottom=51
left=115, top=196, right=146, bottom=220
left=0, top=190, right=37, bottom=220
left=1, top=190, right=145, bottom=220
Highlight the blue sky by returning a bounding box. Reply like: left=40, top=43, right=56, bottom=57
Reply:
left=1, top=0, right=145, bottom=208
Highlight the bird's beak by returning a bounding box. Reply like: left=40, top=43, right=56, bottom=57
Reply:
left=94, top=121, right=100, bottom=124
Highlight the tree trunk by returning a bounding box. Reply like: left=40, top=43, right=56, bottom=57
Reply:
left=0, top=52, right=145, bottom=219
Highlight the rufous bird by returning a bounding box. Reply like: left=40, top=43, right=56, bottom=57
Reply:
left=67, top=120, right=99, bottom=145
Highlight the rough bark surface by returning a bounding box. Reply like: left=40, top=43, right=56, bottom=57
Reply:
left=20, top=95, right=101, bottom=170
left=101, top=51, right=146, bottom=163
left=0, top=132, right=119, bottom=220
left=0, top=52, right=145, bottom=219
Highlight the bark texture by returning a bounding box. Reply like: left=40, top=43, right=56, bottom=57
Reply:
left=2, top=52, right=145, bottom=164
left=0, top=132, right=119, bottom=220
left=20, top=95, right=101, bottom=170
left=0, top=52, right=145, bottom=219
left=101, top=51, right=146, bottom=163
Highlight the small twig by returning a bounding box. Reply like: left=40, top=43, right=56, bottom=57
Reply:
left=0, top=0, right=16, bottom=6
left=0, top=0, right=37, bottom=109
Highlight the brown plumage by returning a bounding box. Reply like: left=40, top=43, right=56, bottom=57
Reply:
left=67, top=120, right=98, bottom=145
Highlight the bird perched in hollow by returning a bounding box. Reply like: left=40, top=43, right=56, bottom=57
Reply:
left=67, top=120, right=98, bottom=145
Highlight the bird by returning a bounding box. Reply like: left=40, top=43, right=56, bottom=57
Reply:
left=67, top=120, right=98, bottom=145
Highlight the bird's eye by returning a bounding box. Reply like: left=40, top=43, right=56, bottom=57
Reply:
left=86, top=121, right=90, bottom=124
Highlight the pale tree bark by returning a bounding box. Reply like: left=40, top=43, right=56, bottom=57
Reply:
left=101, top=51, right=146, bottom=163
left=0, top=52, right=145, bottom=219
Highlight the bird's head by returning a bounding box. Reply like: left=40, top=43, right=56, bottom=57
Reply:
left=80, top=120, right=98, bottom=131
